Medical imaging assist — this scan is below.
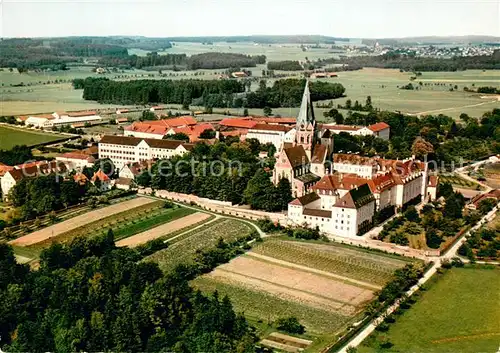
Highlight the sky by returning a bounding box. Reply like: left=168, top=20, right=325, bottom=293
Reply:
left=1, top=0, right=499, bottom=38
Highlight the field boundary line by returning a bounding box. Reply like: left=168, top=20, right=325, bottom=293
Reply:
left=246, top=252, right=382, bottom=291
left=214, top=267, right=358, bottom=309
left=163, top=214, right=222, bottom=244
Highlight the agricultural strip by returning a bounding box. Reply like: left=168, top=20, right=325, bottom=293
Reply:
left=0, top=125, right=68, bottom=150
left=116, top=212, right=210, bottom=247
left=359, top=266, right=500, bottom=353
left=252, top=239, right=410, bottom=286
left=146, top=218, right=254, bottom=272
left=9, top=197, right=157, bottom=247
left=210, top=256, right=374, bottom=313
left=191, top=276, right=351, bottom=334
left=246, top=252, right=381, bottom=290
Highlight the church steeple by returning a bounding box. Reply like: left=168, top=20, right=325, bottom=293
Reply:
left=297, top=80, right=315, bottom=127
left=295, top=80, right=317, bottom=158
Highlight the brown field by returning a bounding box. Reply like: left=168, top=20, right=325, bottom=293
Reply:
left=9, top=197, right=156, bottom=246
left=260, top=332, right=313, bottom=353
left=207, top=255, right=374, bottom=316
left=116, top=212, right=211, bottom=247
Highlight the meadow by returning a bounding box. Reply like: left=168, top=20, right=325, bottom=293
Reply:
left=358, top=266, right=500, bottom=353
left=0, top=125, right=67, bottom=150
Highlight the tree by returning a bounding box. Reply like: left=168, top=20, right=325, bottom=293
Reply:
left=243, top=169, right=279, bottom=211
left=403, top=206, right=420, bottom=223
left=136, top=171, right=152, bottom=187
left=276, top=178, right=292, bottom=210
left=166, top=132, right=190, bottom=141
left=263, top=106, right=272, bottom=116
left=411, top=137, right=434, bottom=158
left=365, top=95, right=373, bottom=111
left=276, top=317, right=305, bottom=334
left=243, top=108, right=249, bottom=117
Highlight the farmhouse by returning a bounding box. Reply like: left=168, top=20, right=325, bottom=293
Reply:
left=98, top=135, right=193, bottom=168
left=25, top=111, right=102, bottom=129
left=1, top=161, right=68, bottom=200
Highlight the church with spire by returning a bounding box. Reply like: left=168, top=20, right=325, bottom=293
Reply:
left=272, top=81, right=332, bottom=197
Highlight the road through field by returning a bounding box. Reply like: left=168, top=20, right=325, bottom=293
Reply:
left=116, top=212, right=211, bottom=247
left=9, top=197, right=156, bottom=246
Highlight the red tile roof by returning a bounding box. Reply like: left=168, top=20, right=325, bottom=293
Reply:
left=169, top=123, right=214, bottom=141
left=219, top=118, right=257, bottom=129
left=58, top=152, right=95, bottom=161
left=249, top=123, right=291, bottom=132
left=284, top=145, right=309, bottom=168
left=368, top=122, right=390, bottom=132
left=428, top=175, right=439, bottom=187
left=67, top=111, right=97, bottom=117
left=311, top=144, right=327, bottom=164
left=7, top=161, right=67, bottom=181
left=92, top=169, right=111, bottom=182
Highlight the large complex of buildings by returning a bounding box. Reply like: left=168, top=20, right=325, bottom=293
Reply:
left=1, top=161, right=68, bottom=200
left=272, top=81, right=434, bottom=238
left=98, top=135, right=193, bottom=168
left=24, top=111, right=102, bottom=128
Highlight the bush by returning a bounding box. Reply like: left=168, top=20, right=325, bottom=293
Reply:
left=375, top=322, right=390, bottom=332
left=276, top=317, right=305, bottom=334
left=451, top=257, right=464, bottom=267
left=163, top=200, right=175, bottom=209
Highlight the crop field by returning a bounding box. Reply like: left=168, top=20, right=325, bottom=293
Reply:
left=482, top=162, right=500, bottom=189
left=251, top=239, right=412, bottom=286
left=359, top=266, right=500, bottom=353
left=191, top=238, right=416, bottom=350
left=146, top=218, right=254, bottom=272
left=0, top=125, right=67, bottom=150
left=9, top=197, right=159, bottom=247
left=439, top=173, right=483, bottom=190
left=115, top=211, right=210, bottom=247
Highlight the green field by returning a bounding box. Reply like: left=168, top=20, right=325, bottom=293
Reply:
left=251, top=239, right=414, bottom=286
left=359, top=266, right=500, bottom=353
left=146, top=218, right=255, bottom=272
left=0, top=125, right=67, bottom=150
left=439, top=173, right=483, bottom=190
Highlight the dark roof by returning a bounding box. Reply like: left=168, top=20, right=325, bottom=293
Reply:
left=100, top=135, right=189, bottom=150
left=311, top=144, right=327, bottom=163
left=289, top=192, right=320, bottom=206
left=303, top=208, right=332, bottom=218
left=250, top=124, right=291, bottom=132
left=100, top=135, right=142, bottom=146
left=335, top=183, right=375, bottom=209
left=284, top=145, right=309, bottom=168
left=295, top=172, right=321, bottom=184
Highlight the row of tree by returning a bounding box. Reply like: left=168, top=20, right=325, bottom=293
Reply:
left=267, top=60, right=303, bottom=71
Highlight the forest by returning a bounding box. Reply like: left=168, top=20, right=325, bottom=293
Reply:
left=75, top=77, right=246, bottom=105
left=137, top=137, right=291, bottom=211
left=0, top=233, right=257, bottom=352
left=0, top=37, right=172, bottom=69
left=331, top=50, right=500, bottom=71
left=186, top=53, right=266, bottom=70
left=76, top=77, right=345, bottom=108
left=267, top=60, right=303, bottom=71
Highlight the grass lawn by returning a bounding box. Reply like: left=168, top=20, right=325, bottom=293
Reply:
left=359, top=266, right=500, bottom=353
left=440, top=173, right=483, bottom=190
left=0, top=125, right=67, bottom=150
left=105, top=207, right=195, bottom=240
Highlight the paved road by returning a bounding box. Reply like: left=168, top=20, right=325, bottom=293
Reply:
left=337, top=205, right=498, bottom=353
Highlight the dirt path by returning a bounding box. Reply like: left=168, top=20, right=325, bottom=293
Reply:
left=9, top=197, right=156, bottom=247
left=246, top=252, right=382, bottom=290
left=116, top=212, right=211, bottom=247
left=209, top=268, right=357, bottom=316
left=412, top=100, right=498, bottom=116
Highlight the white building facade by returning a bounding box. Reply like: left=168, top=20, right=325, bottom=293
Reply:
left=98, top=135, right=193, bottom=168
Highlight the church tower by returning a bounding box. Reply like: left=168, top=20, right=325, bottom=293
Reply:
left=295, top=80, right=317, bottom=159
